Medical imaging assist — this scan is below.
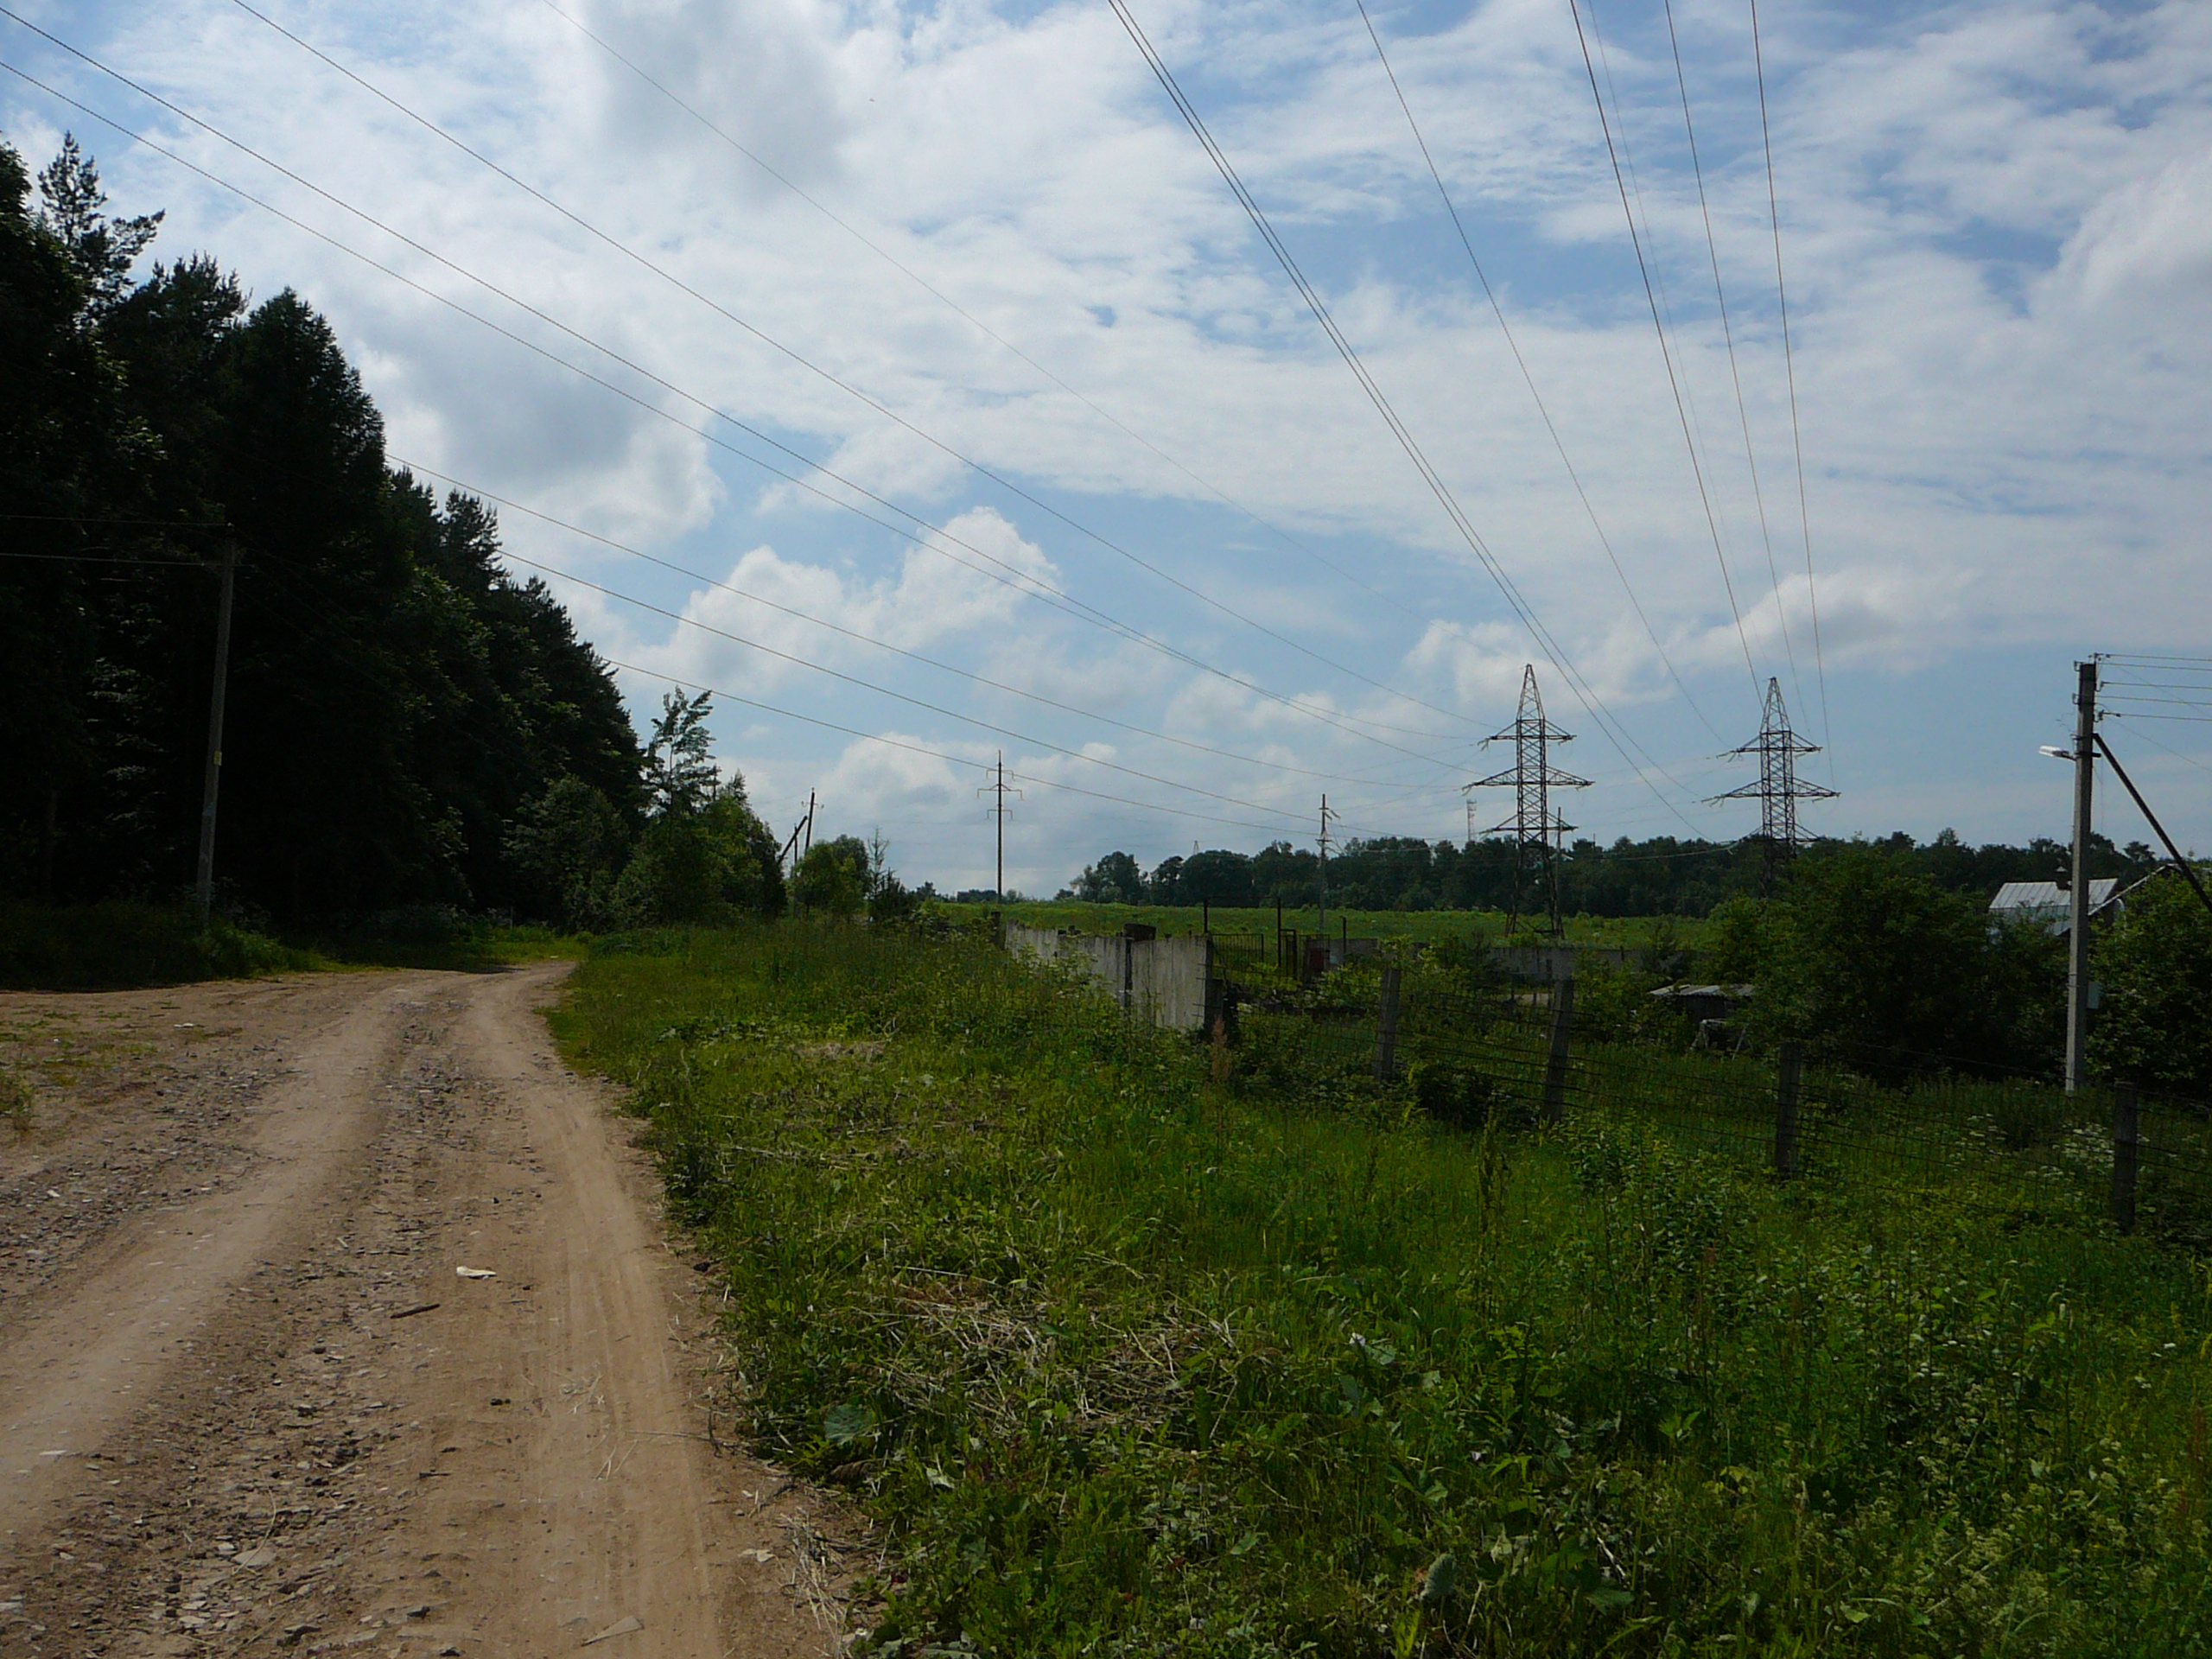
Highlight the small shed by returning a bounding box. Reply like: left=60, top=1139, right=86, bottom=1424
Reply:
left=1649, top=983, right=1755, bottom=1025
left=1988, top=879, right=2123, bottom=936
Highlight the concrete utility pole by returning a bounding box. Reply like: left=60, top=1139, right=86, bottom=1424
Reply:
left=2065, top=659, right=2097, bottom=1095
left=193, top=545, right=238, bottom=922
left=978, top=753, right=1020, bottom=899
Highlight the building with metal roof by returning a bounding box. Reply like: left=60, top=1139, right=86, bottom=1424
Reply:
left=1987, top=878, right=2124, bottom=935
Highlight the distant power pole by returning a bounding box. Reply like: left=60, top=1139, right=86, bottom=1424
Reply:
left=1712, top=677, right=1836, bottom=886
left=1465, top=664, right=1590, bottom=937
left=1315, top=794, right=1338, bottom=941
left=780, top=790, right=817, bottom=882
left=193, top=545, right=239, bottom=922
left=2064, top=659, right=2097, bottom=1095
left=978, top=753, right=1021, bottom=899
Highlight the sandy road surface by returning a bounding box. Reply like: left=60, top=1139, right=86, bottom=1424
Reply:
left=0, top=964, right=856, bottom=1657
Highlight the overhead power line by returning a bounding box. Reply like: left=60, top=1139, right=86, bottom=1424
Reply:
left=1748, top=0, right=1831, bottom=761
left=1352, top=0, right=1721, bottom=743
left=601, top=656, right=1364, bottom=840
left=530, top=0, right=1433, bottom=632
left=1562, top=0, right=1760, bottom=697
left=0, top=45, right=1475, bottom=770
left=427, top=543, right=1357, bottom=830
left=1659, top=0, right=1803, bottom=721
left=391, top=453, right=1446, bottom=796
left=219, top=0, right=1484, bottom=736
left=1104, top=0, right=1705, bottom=838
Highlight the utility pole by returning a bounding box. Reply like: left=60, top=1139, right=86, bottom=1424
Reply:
left=780, top=790, right=816, bottom=880
left=803, top=790, right=816, bottom=856
left=1466, top=665, right=1590, bottom=937
left=193, top=545, right=238, bottom=922
left=1712, top=677, right=1837, bottom=890
left=2065, top=659, right=2097, bottom=1094
left=978, top=753, right=1020, bottom=899
left=1315, top=794, right=1337, bottom=944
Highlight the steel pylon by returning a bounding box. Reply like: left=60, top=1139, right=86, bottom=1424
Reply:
left=1712, top=677, right=1836, bottom=873
left=1465, top=664, right=1590, bottom=936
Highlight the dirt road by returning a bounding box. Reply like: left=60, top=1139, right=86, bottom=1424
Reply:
left=0, top=963, right=854, bottom=1657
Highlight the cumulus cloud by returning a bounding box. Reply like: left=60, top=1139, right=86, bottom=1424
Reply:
left=639, top=504, right=1059, bottom=692
left=14, top=0, right=2209, bottom=870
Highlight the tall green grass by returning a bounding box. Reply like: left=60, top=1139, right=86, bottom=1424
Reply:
left=556, top=925, right=2212, bottom=1657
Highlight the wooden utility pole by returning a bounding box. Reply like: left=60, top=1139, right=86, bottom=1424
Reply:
left=1773, top=1040, right=1803, bottom=1179
left=2065, top=659, right=2096, bottom=1094
left=1541, top=978, right=1576, bottom=1125
left=2111, top=1080, right=2139, bottom=1234
left=193, top=546, right=238, bottom=921
left=1315, top=794, right=1336, bottom=949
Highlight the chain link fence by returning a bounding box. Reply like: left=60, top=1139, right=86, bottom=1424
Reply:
left=1205, top=955, right=2212, bottom=1245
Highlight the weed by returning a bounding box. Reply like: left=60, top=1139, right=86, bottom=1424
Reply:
left=1, top=1068, right=30, bottom=1133
left=556, top=923, right=2212, bottom=1657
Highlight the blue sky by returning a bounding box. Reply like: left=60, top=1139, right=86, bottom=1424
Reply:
left=6, top=0, right=2209, bottom=893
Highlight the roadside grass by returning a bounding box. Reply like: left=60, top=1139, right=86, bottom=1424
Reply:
left=0, top=899, right=314, bottom=990
left=556, top=924, right=2212, bottom=1658
left=0, top=899, right=582, bottom=990
left=294, top=907, right=584, bottom=973
left=956, top=899, right=1707, bottom=953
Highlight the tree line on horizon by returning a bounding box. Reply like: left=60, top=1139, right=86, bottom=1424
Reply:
left=1065, top=828, right=2158, bottom=918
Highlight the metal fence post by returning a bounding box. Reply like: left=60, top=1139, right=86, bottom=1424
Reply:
left=1374, top=963, right=1402, bottom=1082
left=1774, top=1040, right=1803, bottom=1179
left=2113, top=1081, right=2139, bottom=1235
left=1541, top=977, right=1575, bottom=1125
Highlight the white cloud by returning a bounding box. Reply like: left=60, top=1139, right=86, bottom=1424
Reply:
left=639, top=504, right=1058, bottom=690
left=12, top=0, right=2211, bottom=873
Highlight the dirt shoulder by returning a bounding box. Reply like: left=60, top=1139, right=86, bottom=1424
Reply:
left=0, top=964, right=858, bottom=1658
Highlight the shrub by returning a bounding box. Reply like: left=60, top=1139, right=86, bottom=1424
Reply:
left=2093, top=872, right=2212, bottom=1099
left=0, top=899, right=306, bottom=988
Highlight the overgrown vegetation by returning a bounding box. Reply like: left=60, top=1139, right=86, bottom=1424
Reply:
left=0, top=899, right=311, bottom=989
left=558, top=925, right=2212, bottom=1657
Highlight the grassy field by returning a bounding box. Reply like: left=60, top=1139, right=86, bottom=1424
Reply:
left=556, top=924, right=2212, bottom=1657
left=955, top=899, right=1709, bottom=952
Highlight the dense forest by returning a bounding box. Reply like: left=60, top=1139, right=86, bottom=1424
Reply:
left=1068, top=828, right=2160, bottom=918
left=1, top=136, right=792, bottom=928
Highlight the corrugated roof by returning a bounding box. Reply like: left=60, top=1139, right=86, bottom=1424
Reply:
left=1989, top=879, right=2121, bottom=911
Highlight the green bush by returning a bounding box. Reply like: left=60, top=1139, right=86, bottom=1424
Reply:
left=2094, top=872, right=2212, bottom=1100
left=793, top=834, right=870, bottom=917
left=0, top=899, right=308, bottom=989
left=1711, top=849, right=2065, bottom=1074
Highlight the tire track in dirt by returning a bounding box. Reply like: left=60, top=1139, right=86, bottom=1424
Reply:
left=0, top=964, right=862, bottom=1658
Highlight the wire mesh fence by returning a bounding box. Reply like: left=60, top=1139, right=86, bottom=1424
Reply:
left=1210, top=958, right=2212, bottom=1244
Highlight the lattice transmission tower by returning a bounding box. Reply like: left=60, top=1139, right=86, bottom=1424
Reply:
left=1465, top=664, right=1590, bottom=937
left=1712, top=677, right=1836, bottom=879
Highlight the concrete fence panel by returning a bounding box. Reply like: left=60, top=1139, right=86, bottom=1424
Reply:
left=1003, top=925, right=1211, bottom=1032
